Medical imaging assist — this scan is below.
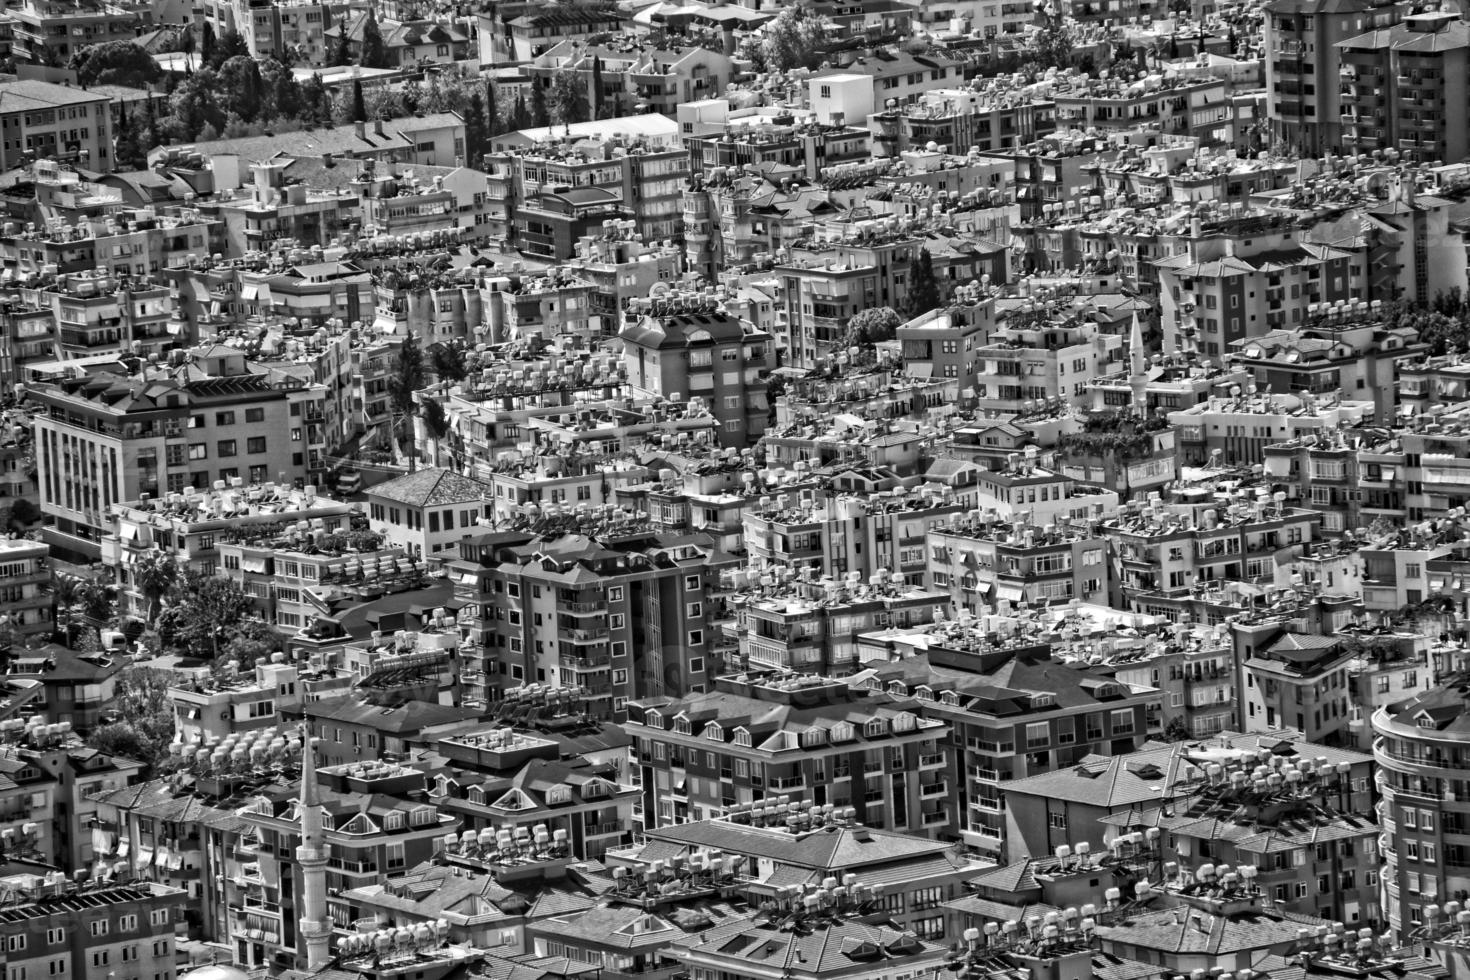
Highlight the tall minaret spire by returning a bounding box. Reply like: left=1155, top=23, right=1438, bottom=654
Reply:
left=1128, top=311, right=1148, bottom=413
left=295, top=724, right=333, bottom=971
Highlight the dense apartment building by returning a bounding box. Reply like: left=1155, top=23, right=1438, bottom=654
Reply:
left=857, top=634, right=1161, bottom=857
left=101, top=481, right=355, bottom=616
left=1339, top=12, right=1470, bottom=164
left=1158, top=213, right=1356, bottom=358
left=625, top=672, right=951, bottom=836
left=1103, top=487, right=1324, bottom=620
left=0, top=82, right=113, bottom=184
left=0, top=537, right=51, bottom=640
left=235, top=752, right=457, bottom=971
left=31, top=347, right=327, bottom=560
left=448, top=518, right=738, bottom=714
left=620, top=296, right=773, bottom=448
left=1264, top=0, right=1406, bottom=154
left=729, top=572, right=947, bottom=676
left=9, top=1, right=139, bottom=67
left=1371, top=673, right=1470, bottom=939
left=925, top=513, right=1112, bottom=611
left=0, top=877, right=184, bottom=980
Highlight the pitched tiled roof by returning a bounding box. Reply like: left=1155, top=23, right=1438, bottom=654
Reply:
left=1093, top=906, right=1324, bottom=956
left=641, top=819, right=953, bottom=871
left=369, top=468, right=491, bottom=508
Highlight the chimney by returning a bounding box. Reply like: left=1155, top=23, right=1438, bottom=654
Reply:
left=355, top=120, right=365, bottom=139
left=374, top=119, right=385, bottom=137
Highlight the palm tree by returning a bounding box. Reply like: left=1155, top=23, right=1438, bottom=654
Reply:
left=131, top=549, right=179, bottom=623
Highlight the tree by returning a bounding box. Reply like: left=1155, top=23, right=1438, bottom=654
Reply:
left=198, top=21, right=216, bottom=71
left=760, top=7, right=828, bottom=72
left=260, top=57, right=302, bottom=120
left=841, top=307, right=902, bottom=347
left=431, top=343, right=469, bottom=383
left=69, top=40, right=162, bottom=88
left=419, top=396, right=450, bottom=468
left=217, top=55, right=265, bottom=122
left=331, top=25, right=352, bottom=67
left=1162, top=716, right=1192, bottom=742
left=905, top=248, right=942, bottom=318
left=114, top=101, right=143, bottom=170
left=511, top=89, right=530, bottom=131
left=88, top=666, right=178, bottom=762
left=530, top=82, right=549, bottom=128
left=548, top=71, right=589, bottom=134
left=156, top=570, right=258, bottom=659
left=591, top=56, right=604, bottom=120
left=6, top=497, right=39, bottom=532
left=351, top=79, right=367, bottom=122
left=464, top=88, right=487, bottom=167
left=130, top=549, right=178, bottom=624
left=485, top=79, right=500, bottom=138
left=359, top=10, right=390, bottom=69
left=210, top=27, right=248, bottom=69
left=387, top=334, right=426, bottom=471
left=164, top=70, right=226, bottom=142
left=299, top=73, right=333, bottom=128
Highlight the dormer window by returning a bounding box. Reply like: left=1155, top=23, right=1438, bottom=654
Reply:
left=733, top=727, right=752, bottom=747
left=941, top=691, right=960, bottom=706
left=830, top=721, right=855, bottom=742
left=865, top=719, right=888, bottom=738
left=892, top=712, right=917, bottom=732
left=800, top=728, right=827, bottom=748
left=704, top=722, right=724, bottom=741
left=384, top=810, right=405, bottom=831
left=914, top=686, right=933, bottom=701
left=673, top=716, right=692, bottom=735
left=887, top=681, right=907, bottom=696
left=410, top=806, right=436, bottom=827
left=547, top=785, right=571, bottom=805
left=644, top=710, right=664, bottom=729
left=467, top=786, right=486, bottom=805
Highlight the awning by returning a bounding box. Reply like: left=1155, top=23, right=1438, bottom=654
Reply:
left=163, top=850, right=183, bottom=871
left=242, top=556, right=269, bottom=574
left=240, top=283, right=260, bottom=301
left=995, top=583, right=1025, bottom=603
left=91, top=827, right=113, bottom=856
left=135, top=846, right=154, bottom=867
left=116, top=840, right=129, bottom=858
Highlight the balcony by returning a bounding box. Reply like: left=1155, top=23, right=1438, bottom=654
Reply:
left=920, top=781, right=948, bottom=797
left=922, top=809, right=949, bottom=826
left=585, top=822, right=623, bottom=837
left=919, top=753, right=946, bottom=769
left=769, top=774, right=807, bottom=791
left=559, top=627, right=609, bottom=643
left=863, top=761, right=885, bottom=774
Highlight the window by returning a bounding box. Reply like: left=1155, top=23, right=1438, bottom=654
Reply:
left=188, top=443, right=207, bottom=460
left=689, top=657, right=704, bottom=674
left=688, top=629, right=704, bottom=646
left=1048, top=812, right=1066, bottom=829
left=246, top=436, right=267, bottom=454
left=245, top=408, right=264, bottom=423
left=45, top=929, right=63, bottom=945
left=1110, top=709, right=1135, bottom=734
left=609, top=586, right=624, bottom=602
left=218, top=439, right=237, bottom=457
left=215, top=411, right=235, bottom=426
left=685, top=574, right=701, bottom=591
left=6, top=936, right=24, bottom=952
left=89, top=920, right=108, bottom=937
